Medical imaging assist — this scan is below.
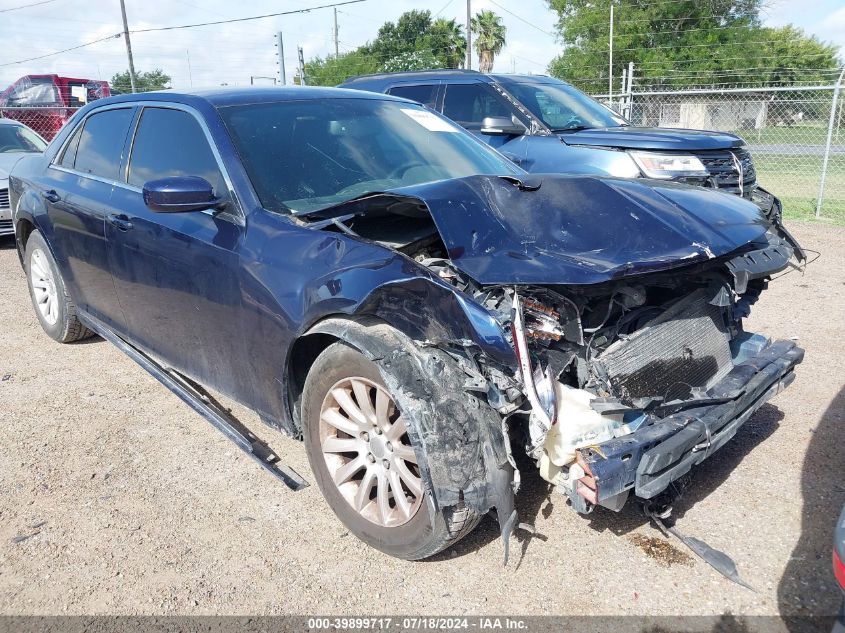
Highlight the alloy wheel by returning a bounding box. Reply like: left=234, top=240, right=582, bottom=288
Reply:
left=318, top=377, right=423, bottom=527
left=30, top=248, right=59, bottom=326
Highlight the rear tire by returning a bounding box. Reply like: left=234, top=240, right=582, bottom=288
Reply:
left=302, top=340, right=480, bottom=560
left=24, top=230, right=93, bottom=343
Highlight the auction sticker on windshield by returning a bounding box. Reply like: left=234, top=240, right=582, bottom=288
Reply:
left=400, top=108, right=460, bottom=132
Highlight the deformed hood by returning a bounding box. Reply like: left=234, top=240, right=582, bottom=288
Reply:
left=395, top=174, right=771, bottom=285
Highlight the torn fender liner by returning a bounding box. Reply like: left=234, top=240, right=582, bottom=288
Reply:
left=304, top=317, right=515, bottom=529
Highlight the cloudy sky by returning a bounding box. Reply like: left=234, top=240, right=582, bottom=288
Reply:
left=0, top=0, right=842, bottom=91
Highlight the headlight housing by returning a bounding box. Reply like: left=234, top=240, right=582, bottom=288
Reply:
left=628, top=150, right=709, bottom=179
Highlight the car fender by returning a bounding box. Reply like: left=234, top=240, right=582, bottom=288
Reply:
left=302, top=316, right=515, bottom=533
left=12, top=183, right=55, bottom=264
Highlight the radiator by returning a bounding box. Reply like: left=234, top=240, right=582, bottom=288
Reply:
left=596, top=289, right=733, bottom=402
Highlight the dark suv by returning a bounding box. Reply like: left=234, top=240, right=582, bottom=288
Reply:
left=339, top=70, right=778, bottom=215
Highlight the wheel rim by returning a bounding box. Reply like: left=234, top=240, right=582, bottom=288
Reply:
left=30, top=248, right=59, bottom=326
left=318, top=377, right=423, bottom=527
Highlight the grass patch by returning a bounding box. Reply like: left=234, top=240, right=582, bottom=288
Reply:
left=741, top=124, right=842, bottom=147
left=753, top=154, right=845, bottom=225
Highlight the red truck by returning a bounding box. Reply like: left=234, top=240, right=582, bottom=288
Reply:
left=0, top=74, right=110, bottom=141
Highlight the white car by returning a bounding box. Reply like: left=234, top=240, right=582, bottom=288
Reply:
left=0, top=118, right=47, bottom=237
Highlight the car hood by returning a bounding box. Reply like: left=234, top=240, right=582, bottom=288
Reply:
left=397, top=174, right=770, bottom=285
left=558, top=126, right=745, bottom=151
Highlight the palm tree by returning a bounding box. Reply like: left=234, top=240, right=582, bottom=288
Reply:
left=471, top=10, right=506, bottom=73
left=430, top=18, right=467, bottom=68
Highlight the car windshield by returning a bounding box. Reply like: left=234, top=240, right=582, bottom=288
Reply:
left=498, top=78, right=628, bottom=132
left=0, top=124, right=47, bottom=153
left=219, top=97, right=523, bottom=214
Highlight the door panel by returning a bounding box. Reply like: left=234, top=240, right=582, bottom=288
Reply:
left=106, top=106, right=247, bottom=397
left=106, top=196, right=245, bottom=394
left=44, top=107, right=134, bottom=329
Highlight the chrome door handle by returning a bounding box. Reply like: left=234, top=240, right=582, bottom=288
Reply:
left=41, top=190, right=61, bottom=203
left=107, top=214, right=134, bottom=231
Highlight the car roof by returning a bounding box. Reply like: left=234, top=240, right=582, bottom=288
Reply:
left=83, top=86, right=409, bottom=110
left=338, top=70, right=570, bottom=90
left=0, top=118, right=26, bottom=126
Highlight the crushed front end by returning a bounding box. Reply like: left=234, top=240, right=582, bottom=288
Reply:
left=426, top=228, right=804, bottom=516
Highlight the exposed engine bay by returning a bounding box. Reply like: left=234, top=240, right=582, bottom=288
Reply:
left=314, top=185, right=805, bottom=516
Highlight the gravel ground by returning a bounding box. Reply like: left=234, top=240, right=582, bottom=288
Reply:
left=0, top=221, right=843, bottom=620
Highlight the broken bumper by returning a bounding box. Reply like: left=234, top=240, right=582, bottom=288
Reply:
left=576, top=339, right=804, bottom=508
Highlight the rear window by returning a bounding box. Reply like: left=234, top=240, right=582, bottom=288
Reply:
left=387, top=84, right=438, bottom=108
left=73, top=108, right=134, bottom=180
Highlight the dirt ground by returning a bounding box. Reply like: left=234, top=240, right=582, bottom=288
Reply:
left=0, top=221, right=843, bottom=621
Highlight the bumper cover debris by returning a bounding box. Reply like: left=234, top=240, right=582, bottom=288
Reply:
left=575, top=339, right=803, bottom=508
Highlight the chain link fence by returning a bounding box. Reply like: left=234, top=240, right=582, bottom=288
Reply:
left=598, top=83, right=845, bottom=222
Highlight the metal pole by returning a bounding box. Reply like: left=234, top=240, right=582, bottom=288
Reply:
left=816, top=66, right=845, bottom=218
left=466, top=0, right=472, bottom=70
left=298, top=46, right=306, bottom=86
left=119, top=0, right=137, bottom=93
left=627, top=60, right=634, bottom=119
left=276, top=31, right=286, bottom=86
left=608, top=2, right=613, bottom=108
left=333, top=8, right=339, bottom=58
left=620, top=67, right=626, bottom=115
left=186, top=50, right=193, bottom=88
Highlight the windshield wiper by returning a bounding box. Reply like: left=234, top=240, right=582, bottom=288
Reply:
left=552, top=125, right=593, bottom=133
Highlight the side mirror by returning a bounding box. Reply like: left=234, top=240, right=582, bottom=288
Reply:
left=480, top=116, right=526, bottom=136
left=142, top=176, right=224, bottom=213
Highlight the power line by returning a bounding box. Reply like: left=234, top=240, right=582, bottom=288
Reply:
left=487, top=0, right=557, bottom=38
left=0, top=32, right=122, bottom=67
left=0, top=0, right=59, bottom=13
left=130, top=0, right=366, bottom=34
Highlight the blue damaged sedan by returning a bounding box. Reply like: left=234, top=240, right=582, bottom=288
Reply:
left=8, top=87, right=804, bottom=561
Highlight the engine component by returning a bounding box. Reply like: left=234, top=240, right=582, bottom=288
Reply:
left=595, top=288, right=733, bottom=402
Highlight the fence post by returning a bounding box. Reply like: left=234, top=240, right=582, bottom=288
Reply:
left=816, top=66, right=845, bottom=218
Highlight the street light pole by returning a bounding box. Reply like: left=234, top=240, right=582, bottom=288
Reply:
left=119, top=0, right=138, bottom=93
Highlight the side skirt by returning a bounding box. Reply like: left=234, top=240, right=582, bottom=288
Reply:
left=79, top=311, right=309, bottom=491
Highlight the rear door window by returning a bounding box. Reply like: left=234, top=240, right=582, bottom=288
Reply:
left=58, top=124, right=84, bottom=168
left=73, top=108, right=134, bottom=180
left=127, top=107, right=225, bottom=195
left=387, top=84, right=438, bottom=107
left=442, top=83, right=515, bottom=130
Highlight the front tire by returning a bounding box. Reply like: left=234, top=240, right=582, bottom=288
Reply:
left=302, top=341, right=480, bottom=559
left=24, top=230, right=92, bottom=343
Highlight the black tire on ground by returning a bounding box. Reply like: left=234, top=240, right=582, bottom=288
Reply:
left=301, top=340, right=481, bottom=560
left=24, top=230, right=93, bottom=343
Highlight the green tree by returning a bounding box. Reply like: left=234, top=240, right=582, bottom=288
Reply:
left=471, top=10, right=507, bottom=73
left=380, top=50, right=445, bottom=73
left=110, top=68, right=171, bottom=93
left=304, top=11, right=468, bottom=86
left=427, top=18, right=467, bottom=69
left=304, top=51, right=378, bottom=87
left=546, top=0, right=840, bottom=92
left=367, top=9, right=434, bottom=66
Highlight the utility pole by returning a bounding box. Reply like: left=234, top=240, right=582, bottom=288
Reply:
left=297, top=46, right=306, bottom=86
left=608, top=1, right=613, bottom=107
left=119, top=0, right=137, bottom=93
left=466, top=0, right=471, bottom=70
left=275, top=31, right=286, bottom=86
left=333, top=8, right=339, bottom=58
